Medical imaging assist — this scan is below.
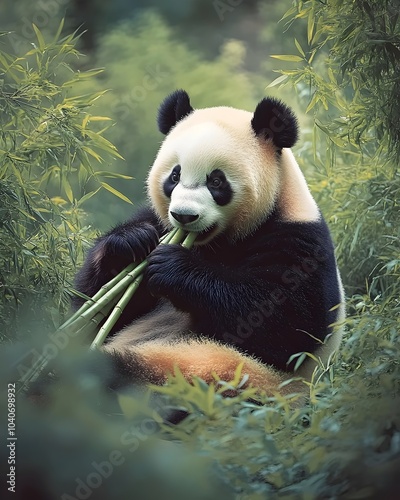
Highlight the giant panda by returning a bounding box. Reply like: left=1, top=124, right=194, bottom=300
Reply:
left=75, top=89, right=345, bottom=398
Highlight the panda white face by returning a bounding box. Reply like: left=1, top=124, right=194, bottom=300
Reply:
left=158, top=123, right=244, bottom=244
left=148, top=109, right=283, bottom=243
left=148, top=91, right=305, bottom=242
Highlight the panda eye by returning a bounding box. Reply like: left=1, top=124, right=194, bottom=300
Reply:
left=171, top=171, right=180, bottom=183
left=207, top=169, right=227, bottom=193
left=211, top=178, right=222, bottom=188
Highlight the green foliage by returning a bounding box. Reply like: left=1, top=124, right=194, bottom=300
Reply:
left=270, top=0, right=400, bottom=299
left=1, top=342, right=399, bottom=499
left=0, top=25, right=124, bottom=339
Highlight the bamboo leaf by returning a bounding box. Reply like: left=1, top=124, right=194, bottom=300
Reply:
left=77, top=188, right=101, bottom=206
left=280, top=5, right=298, bottom=21
left=307, top=11, right=315, bottom=44
left=100, top=182, right=132, bottom=204
left=32, top=24, right=46, bottom=51
left=82, top=114, right=90, bottom=130
left=306, top=93, right=320, bottom=113
left=295, top=38, right=305, bottom=57
left=63, top=178, right=74, bottom=203
left=294, top=7, right=311, bottom=20
left=270, top=55, right=303, bottom=62
left=51, top=196, right=67, bottom=206
left=294, top=352, right=307, bottom=372
left=267, top=74, right=289, bottom=88
left=88, top=116, right=113, bottom=121
left=96, top=170, right=133, bottom=180
left=82, top=146, right=103, bottom=163
left=53, top=18, right=65, bottom=44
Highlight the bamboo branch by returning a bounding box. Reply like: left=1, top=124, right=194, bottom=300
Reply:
left=90, top=227, right=192, bottom=349
left=19, top=228, right=196, bottom=391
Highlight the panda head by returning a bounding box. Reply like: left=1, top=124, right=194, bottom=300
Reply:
left=147, top=89, right=299, bottom=244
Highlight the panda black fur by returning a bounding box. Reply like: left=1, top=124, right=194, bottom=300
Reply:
left=75, top=90, right=345, bottom=396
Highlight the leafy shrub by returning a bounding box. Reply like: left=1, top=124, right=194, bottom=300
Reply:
left=270, top=0, right=399, bottom=300
left=0, top=25, right=124, bottom=339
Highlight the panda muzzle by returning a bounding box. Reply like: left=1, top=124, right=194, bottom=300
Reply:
left=170, top=211, right=199, bottom=225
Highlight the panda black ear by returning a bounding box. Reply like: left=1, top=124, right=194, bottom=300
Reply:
left=157, top=89, right=194, bottom=135
left=251, top=97, right=298, bottom=149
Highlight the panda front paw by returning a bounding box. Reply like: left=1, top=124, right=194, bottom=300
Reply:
left=96, top=223, right=160, bottom=270
left=146, top=244, right=192, bottom=299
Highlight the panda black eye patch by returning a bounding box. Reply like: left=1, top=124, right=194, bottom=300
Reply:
left=163, top=165, right=181, bottom=198
left=206, top=169, right=233, bottom=206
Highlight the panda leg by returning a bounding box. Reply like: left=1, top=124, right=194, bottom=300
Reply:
left=103, top=339, right=305, bottom=398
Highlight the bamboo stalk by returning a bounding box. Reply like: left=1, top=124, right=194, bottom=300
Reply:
left=90, top=274, right=144, bottom=350
left=181, top=231, right=198, bottom=248
left=166, top=227, right=186, bottom=245
left=19, top=228, right=196, bottom=391
left=62, top=258, right=149, bottom=335
left=89, top=227, right=191, bottom=349
left=61, top=263, right=137, bottom=329
left=61, top=230, right=176, bottom=330
left=74, top=294, right=123, bottom=340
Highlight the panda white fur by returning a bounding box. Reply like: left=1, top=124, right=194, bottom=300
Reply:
left=75, top=90, right=345, bottom=398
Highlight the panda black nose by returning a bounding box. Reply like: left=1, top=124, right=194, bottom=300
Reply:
left=170, top=212, right=199, bottom=225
